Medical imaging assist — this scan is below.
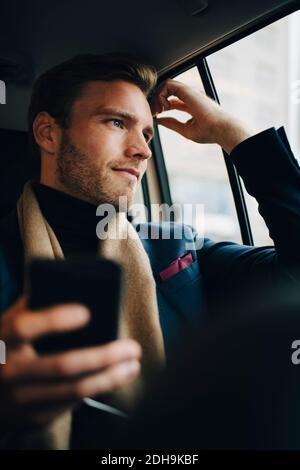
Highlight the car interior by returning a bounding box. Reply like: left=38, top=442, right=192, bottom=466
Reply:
left=0, top=0, right=300, bottom=454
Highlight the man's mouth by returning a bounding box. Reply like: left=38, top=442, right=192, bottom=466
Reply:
left=113, top=167, right=140, bottom=180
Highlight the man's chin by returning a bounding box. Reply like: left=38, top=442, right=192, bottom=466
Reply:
left=103, top=189, right=136, bottom=212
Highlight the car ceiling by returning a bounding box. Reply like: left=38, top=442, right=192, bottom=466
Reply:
left=0, top=0, right=299, bottom=131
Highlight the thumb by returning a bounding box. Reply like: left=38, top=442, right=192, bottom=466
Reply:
left=155, top=117, right=187, bottom=137
left=11, top=295, right=28, bottom=313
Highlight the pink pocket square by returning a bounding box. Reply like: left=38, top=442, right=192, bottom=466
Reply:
left=159, top=252, right=193, bottom=281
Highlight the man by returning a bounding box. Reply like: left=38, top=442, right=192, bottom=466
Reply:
left=0, top=53, right=299, bottom=448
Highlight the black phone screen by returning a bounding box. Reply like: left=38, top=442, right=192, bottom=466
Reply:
left=27, top=257, right=123, bottom=355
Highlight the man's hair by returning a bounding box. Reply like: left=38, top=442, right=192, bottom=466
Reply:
left=28, top=53, right=157, bottom=156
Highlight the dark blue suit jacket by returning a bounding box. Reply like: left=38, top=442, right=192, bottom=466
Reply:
left=1, top=127, right=300, bottom=361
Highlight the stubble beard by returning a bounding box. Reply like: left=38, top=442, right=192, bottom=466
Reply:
left=56, top=131, right=135, bottom=210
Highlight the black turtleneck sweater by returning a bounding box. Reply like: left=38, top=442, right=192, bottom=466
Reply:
left=32, top=181, right=100, bottom=257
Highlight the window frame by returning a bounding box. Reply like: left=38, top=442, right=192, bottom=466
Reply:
left=143, top=3, right=299, bottom=243
left=197, top=58, right=254, bottom=245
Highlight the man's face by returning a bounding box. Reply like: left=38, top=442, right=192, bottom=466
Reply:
left=56, top=80, right=154, bottom=208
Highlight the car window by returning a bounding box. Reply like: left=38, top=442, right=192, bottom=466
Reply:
left=206, top=10, right=300, bottom=245
left=157, top=67, right=242, bottom=243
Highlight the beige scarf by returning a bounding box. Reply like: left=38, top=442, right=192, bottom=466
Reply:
left=15, top=181, right=165, bottom=449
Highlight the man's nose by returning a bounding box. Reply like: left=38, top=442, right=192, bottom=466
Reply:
left=125, top=134, right=152, bottom=161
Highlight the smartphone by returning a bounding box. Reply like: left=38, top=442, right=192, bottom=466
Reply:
left=27, top=256, right=123, bottom=355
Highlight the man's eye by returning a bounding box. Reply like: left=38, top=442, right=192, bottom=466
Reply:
left=111, top=119, right=123, bottom=128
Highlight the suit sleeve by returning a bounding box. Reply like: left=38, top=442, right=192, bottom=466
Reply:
left=197, top=127, right=300, bottom=317
left=231, top=126, right=300, bottom=264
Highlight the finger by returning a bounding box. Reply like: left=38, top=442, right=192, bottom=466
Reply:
left=3, top=339, right=142, bottom=382
left=8, top=295, right=28, bottom=314
left=150, top=97, right=164, bottom=116
left=156, top=79, right=189, bottom=105
left=155, top=116, right=188, bottom=136
left=11, top=401, right=77, bottom=431
left=151, top=82, right=181, bottom=116
left=151, top=97, right=189, bottom=117
left=155, top=98, right=189, bottom=115
left=4, top=304, right=90, bottom=345
left=4, top=401, right=78, bottom=433
left=159, top=94, right=171, bottom=111
left=165, top=98, right=189, bottom=113
left=13, top=359, right=141, bottom=404
left=25, top=406, right=73, bottom=428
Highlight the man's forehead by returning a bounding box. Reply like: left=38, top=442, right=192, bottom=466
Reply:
left=75, top=80, right=153, bottom=123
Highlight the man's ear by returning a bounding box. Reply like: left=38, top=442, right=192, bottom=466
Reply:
left=32, top=112, right=62, bottom=155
